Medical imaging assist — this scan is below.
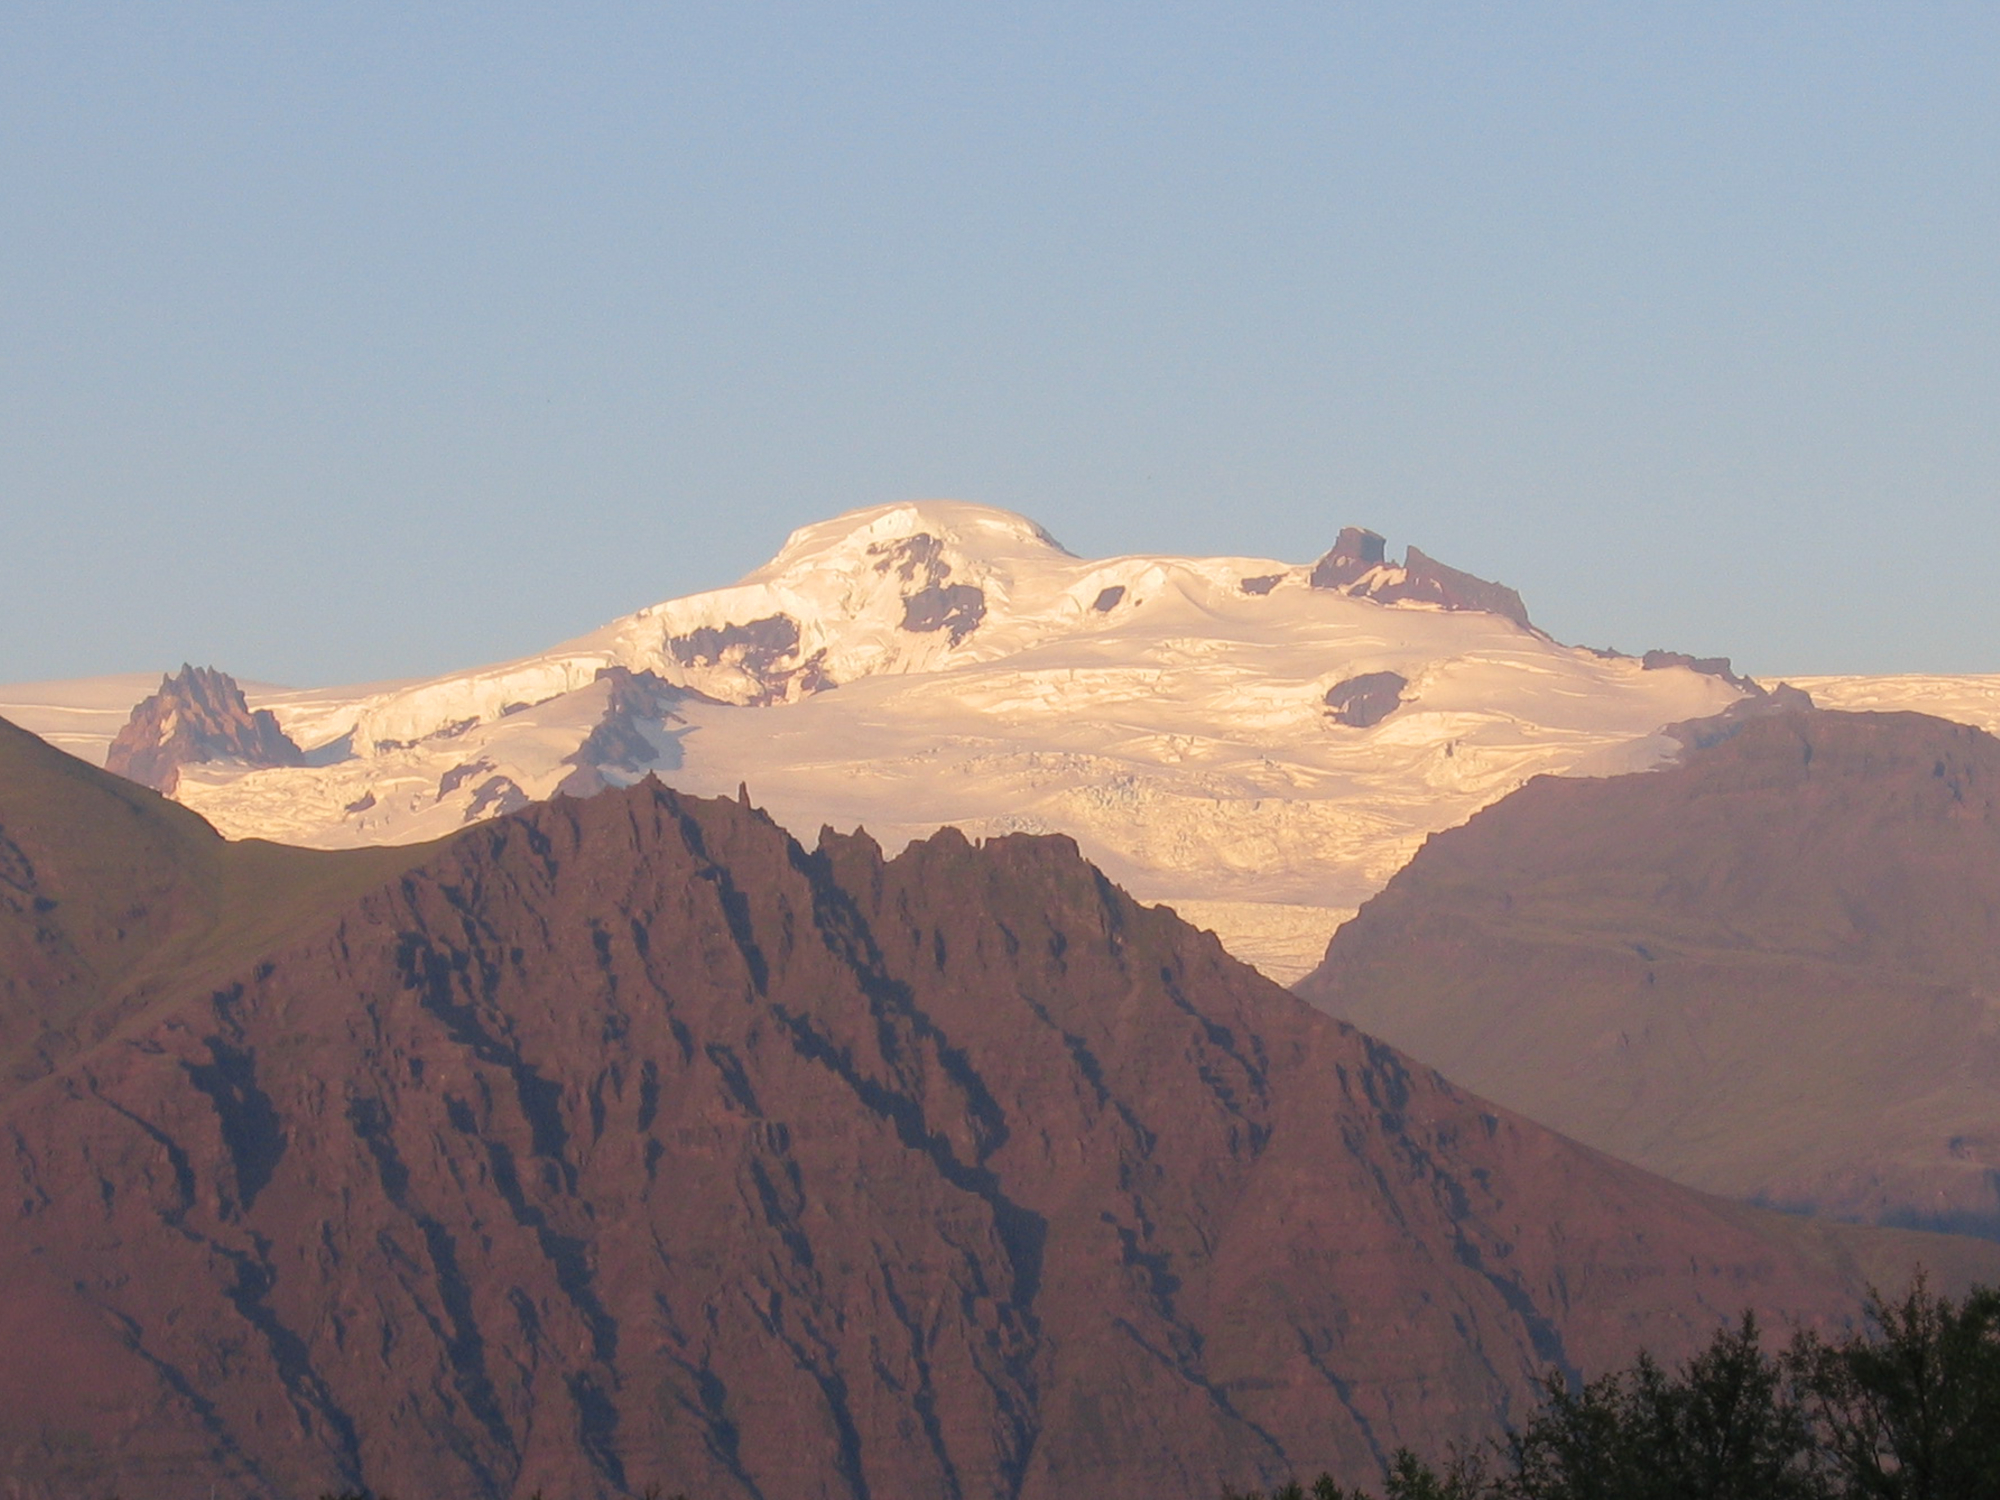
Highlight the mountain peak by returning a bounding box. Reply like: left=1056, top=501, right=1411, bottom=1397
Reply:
left=104, top=664, right=304, bottom=793
left=747, top=499, right=1074, bottom=586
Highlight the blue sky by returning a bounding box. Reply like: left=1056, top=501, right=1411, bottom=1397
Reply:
left=3, top=3, right=1995, bottom=684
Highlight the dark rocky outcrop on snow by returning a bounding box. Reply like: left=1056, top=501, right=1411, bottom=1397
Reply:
left=1307, top=530, right=1534, bottom=631
left=1324, top=672, right=1409, bottom=729
left=1640, top=648, right=1759, bottom=693
left=666, top=615, right=832, bottom=704
left=1308, top=527, right=1390, bottom=590
left=103, top=664, right=304, bottom=792
left=555, top=667, right=699, bottom=798
left=1399, top=547, right=1533, bottom=629
left=1300, top=707, right=2000, bottom=1239
left=868, top=531, right=951, bottom=586
left=872, top=530, right=989, bottom=644
left=900, top=581, right=987, bottom=641
left=2, top=715, right=1994, bottom=1498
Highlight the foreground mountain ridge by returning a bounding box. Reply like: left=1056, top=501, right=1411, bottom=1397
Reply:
left=0, top=716, right=425, bottom=1099
left=3, top=716, right=1996, bottom=1499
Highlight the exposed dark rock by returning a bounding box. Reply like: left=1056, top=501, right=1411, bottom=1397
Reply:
left=792, top=650, right=834, bottom=694
left=667, top=614, right=801, bottom=676
left=900, top=583, right=987, bottom=643
left=1399, top=547, right=1534, bottom=630
left=0, top=716, right=1992, bottom=1498
left=1238, top=574, right=1283, bottom=596
left=862, top=531, right=990, bottom=644
left=574, top=667, right=685, bottom=769
left=1641, top=649, right=1761, bottom=693
left=1307, top=528, right=1388, bottom=590
left=1306, top=532, right=1534, bottom=630
left=343, top=791, right=376, bottom=814
left=1299, top=707, right=2000, bottom=1238
left=1324, top=672, right=1409, bottom=729
left=436, top=758, right=494, bottom=802
left=555, top=668, right=696, bottom=798
left=373, top=716, right=479, bottom=755
left=867, top=532, right=950, bottom=588
left=858, top=530, right=990, bottom=645
left=1092, top=585, right=1126, bottom=612
left=462, top=774, right=527, bottom=820
left=104, top=665, right=304, bottom=793
left=666, top=615, right=830, bottom=704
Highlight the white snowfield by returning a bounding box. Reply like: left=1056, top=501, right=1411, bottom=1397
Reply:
left=1773, top=675, right=2000, bottom=736
left=21, top=501, right=1978, bottom=985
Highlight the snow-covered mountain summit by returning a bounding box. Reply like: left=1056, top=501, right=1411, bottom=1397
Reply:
left=327, top=500, right=1562, bottom=755
left=7, top=501, right=1769, bottom=979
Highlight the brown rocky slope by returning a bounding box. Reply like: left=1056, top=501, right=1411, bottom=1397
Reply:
left=1, top=717, right=1995, bottom=1499
left=1299, top=707, right=2000, bottom=1238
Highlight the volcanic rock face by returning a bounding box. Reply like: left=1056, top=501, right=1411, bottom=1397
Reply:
left=657, top=528, right=993, bottom=701
left=899, top=581, right=987, bottom=641
left=665, top=615, right=831, bottom=705
left=1640, top=648, right=1758, bottom=693
left=555, top=667, right=699, bottom=798
left=879, top=530, right=989, bottom=643
left=1309, top=530, right=1534, bottom=631
left=1299, top=708, right=2000, bottom=1237
left=104, top=664, right=304, bottom=792
left=1307, top=527, right=1390, bottom=590
left=2, top=717, right=1993, bottom=1499
left=1324, top=672, right=1408, bottom=728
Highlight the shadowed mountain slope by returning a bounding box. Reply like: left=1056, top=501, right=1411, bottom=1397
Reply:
left=2, top=720, right=1996, bottom=1498
left=1300, top=708, right=2000, bottom=1237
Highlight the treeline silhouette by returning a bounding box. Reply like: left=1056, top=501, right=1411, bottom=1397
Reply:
left=1228, top=1278, right=2000, bottom=1500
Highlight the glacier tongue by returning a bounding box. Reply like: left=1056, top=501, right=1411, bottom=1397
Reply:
left=10, top=501, right=1770, bottom=981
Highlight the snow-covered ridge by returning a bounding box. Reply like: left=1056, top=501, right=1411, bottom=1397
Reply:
left=1773, top=675, right=2000, bottom=736
left=6, top=500, right=1798, bottom=981
left=336, top=501, right=1317, bottom=750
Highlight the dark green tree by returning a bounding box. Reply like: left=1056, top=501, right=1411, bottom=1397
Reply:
left=1383, top=1446, right=1490, bottom=1499
left=1224, top=1446, right=1487, bottom=1500
left=1791, top=1278, right=2000, bottom=1500
left=1500, top=1315, right=1825, bottom=1500
left=1225, top=1280, right=2000, bottom=1500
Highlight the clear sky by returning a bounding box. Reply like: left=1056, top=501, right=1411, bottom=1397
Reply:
left=3, top=3, right=1995, bottom=686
